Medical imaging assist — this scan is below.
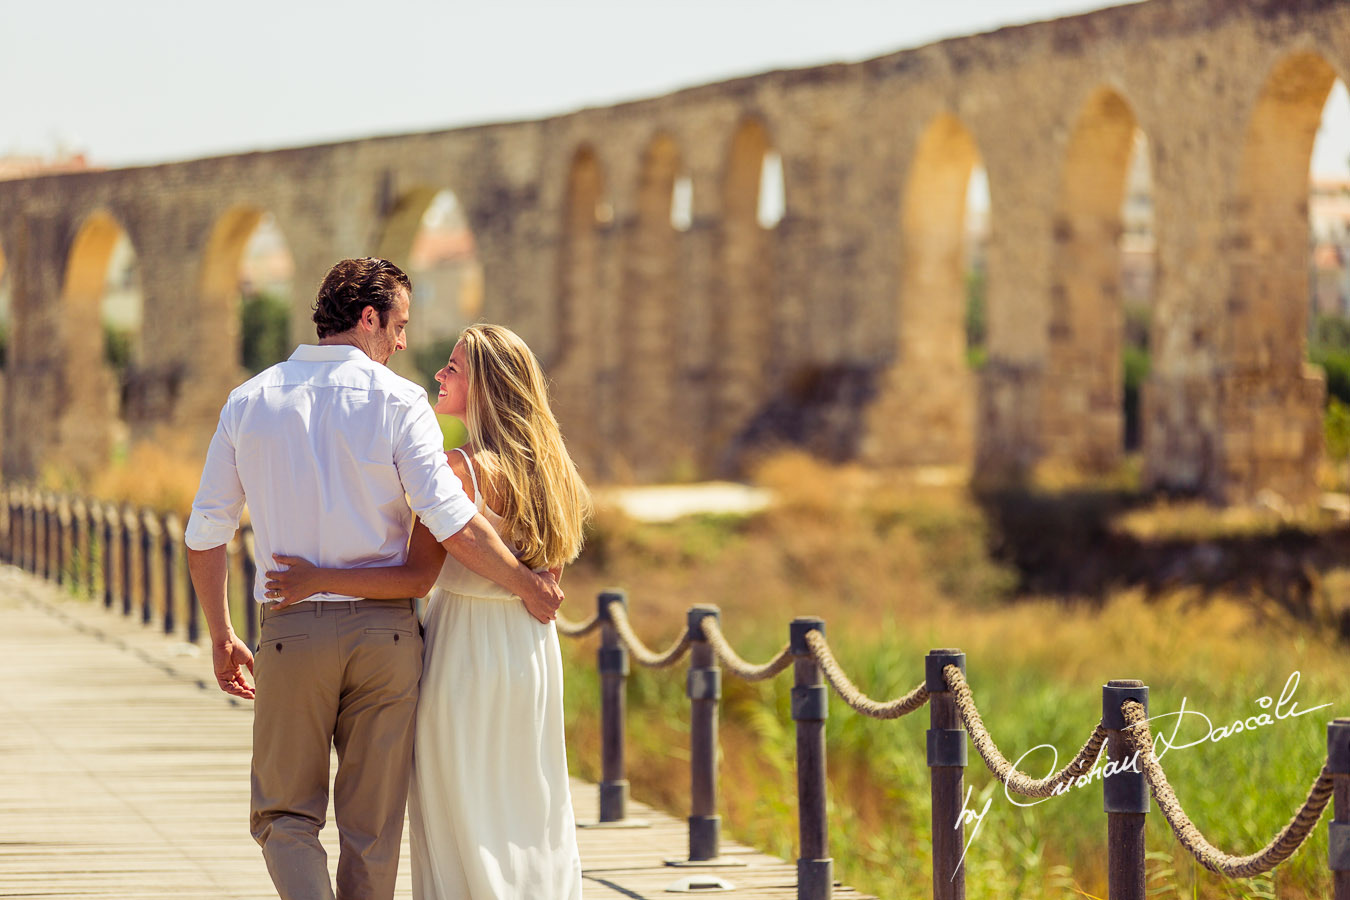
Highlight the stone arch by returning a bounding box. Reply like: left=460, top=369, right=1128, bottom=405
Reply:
left=182, top=206, right=295, bottom=431
left=867, top=113, right=981, bottom=467
left=374, top=186, right=482, bottom=384
left=616, top=133, right=683, bottom=480
left=56, top=210, right=142, bottom=476
left=713, top=115, right=779, bottom=464
left=551, top=144, right=608, bottom=475
left=1220, top=50, right=1340, bottom=502
left=1043, top=86, right=1145, bottom=471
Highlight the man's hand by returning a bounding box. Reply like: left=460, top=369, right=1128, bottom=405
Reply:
left=212, top=631, right=255, bottom=699
left=519, top=570, right=564, bottom=624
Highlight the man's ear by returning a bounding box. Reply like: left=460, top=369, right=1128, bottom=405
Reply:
left=358, top=305, right=379, bottom=330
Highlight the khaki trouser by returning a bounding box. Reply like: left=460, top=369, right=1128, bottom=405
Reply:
left=250, top=599, right=422, bottom=900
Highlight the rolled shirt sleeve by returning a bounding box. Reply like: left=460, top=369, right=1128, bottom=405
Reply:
left=185, top=407, right=247, bottom=551
left=394, top=400, right=478, bottom=543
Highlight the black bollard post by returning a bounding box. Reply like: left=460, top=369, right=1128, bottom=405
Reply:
left=675, top=604, right=724, bottom=865
left=928, top=649, right=968, bottom=900
left=141, top=512, right=155, bottom=626
left=241, top=530, right=259, bottom=650
left=102, top=505, right=116, bottom=610
left=41, top=494, right=52, bottom=581
left=162, top=514, right=179, bottom=636
left=70, top=500, right=84, bottom=590
left=54, top=498, right=66, bottom=586
left=84, top=499, right=97, bottom=599
left=120, top=506, right=134, bottom=617
left=1103, top=680, right=1149, bottom=900
left=791, top=617, right=831, bottom=900
left=598, top=590, right=630, bottom=823
left=1329, top=718, right=1350, bottom=899
left=185, top=552, right=201, bottom=645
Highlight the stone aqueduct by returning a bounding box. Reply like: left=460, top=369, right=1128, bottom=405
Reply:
left=0, top=0, right=1346, bottom=502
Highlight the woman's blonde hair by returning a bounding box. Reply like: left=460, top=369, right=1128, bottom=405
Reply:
left=458, top=324, right=592, bottom=569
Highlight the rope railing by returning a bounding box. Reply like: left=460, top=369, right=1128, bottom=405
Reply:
left=1120, top=698, right=1336, bottom=878
left=5, top=482, right=1350, bottom=900
left=700, top=615, right=793, bottom=682
left=946, top=665, right=1108, bottom=798
left=804, top=628, right=929, bottom=719
left=605, top=598, right=692, bottom=668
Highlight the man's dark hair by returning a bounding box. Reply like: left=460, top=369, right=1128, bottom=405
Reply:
left=312, top=257, right=412, bottom=338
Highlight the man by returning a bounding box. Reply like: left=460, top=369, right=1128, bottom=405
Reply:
left=184, top=257, right=564, bottom=900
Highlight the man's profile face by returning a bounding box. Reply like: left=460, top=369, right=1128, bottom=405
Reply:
left=371, top=287, right=410, bottom=365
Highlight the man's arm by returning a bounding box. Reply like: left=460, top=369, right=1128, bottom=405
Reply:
left=187, top=544, right=255, bottom=699
left=441, top=515, right=564, bottom=623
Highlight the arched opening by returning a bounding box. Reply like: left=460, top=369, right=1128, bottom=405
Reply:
left=57, top=211, right=145, bottom=474
left=0, top=242, right=9, bottom=373
left=867, top=113, right=980, bottom=467
left=964, top=165, right=990, bottom=370
left=1226, top=51, right=1339, bottom=502
left=185, top=207, right=295, bottom=435
left=714, top=116, right=781, bottom=464
left=1043, top=87, right=1148, bottom=471
left=618, top=133, right=684, bottom=479
left=374, top=187, right=482, bottom=394
left=552, top=146, right=608, bottom=475
left=1308, top=77, right=1350, bottom=485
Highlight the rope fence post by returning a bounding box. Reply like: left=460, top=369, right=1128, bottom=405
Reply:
left=185, top=545, right=201, bottom=645
left=85, top=498, right=98, bottom=600
left=1103, top=679, right=1149, bottom=900
left=677, top=604, right=723, bottom=865
left=1329, top=718, right=1350, bottom=899
left=54, top=497, right=66, bottom=586
left=162, top=514, right=180, bottom=637
left=4, top=489, right=14, bottom=566
left=70, top=499, right=85, bottom=592
left=102, top=504, right=115, bottom=610
left=241, top=530, right=259, bottom=650
left=927, top=649, right=968, bottom=900
left=27, top=491, right=38, bottom=575
left=141, top=511, right=155, bottom=626
left=791, top=617, right=831, bottom=900
left=120, top=505, right=134, bottom=617
left=598, top=589, right=630, bottom=824
left=41, top=493, right=53, bottom=581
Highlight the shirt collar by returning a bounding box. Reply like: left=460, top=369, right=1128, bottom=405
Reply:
left=289, top=344, right=375, bottom=364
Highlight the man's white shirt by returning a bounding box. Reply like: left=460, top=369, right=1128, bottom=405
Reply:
left=185, top=344, right=477, bottom=602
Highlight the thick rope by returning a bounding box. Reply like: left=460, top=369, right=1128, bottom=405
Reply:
left=607, top=601, right=693, bottom=668
left=554, top=611, right=602, bottom=638
left=700, top=617, right=793, bottom=682
left=803, top=629, right=929, bottom=719
left=1119, top=699, right=1334, bottom=878
left=945, top=665, right=1108, bottom=798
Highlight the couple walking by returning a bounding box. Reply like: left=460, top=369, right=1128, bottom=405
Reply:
left=184, top=257, right=589, bottom=899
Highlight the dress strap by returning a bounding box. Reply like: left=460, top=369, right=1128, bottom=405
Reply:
left=453, top=446, right=485, bottom=512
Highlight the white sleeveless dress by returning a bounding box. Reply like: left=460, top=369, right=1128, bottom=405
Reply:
left=408, top=449, right=583, bottom=899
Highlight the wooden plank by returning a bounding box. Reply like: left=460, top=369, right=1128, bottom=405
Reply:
left=0, top=566, right=875, bottom=899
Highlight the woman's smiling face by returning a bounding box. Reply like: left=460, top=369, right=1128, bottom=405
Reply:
left=433, top=342, right=469, bottom=418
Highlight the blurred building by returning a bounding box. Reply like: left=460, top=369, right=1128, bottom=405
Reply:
left=1312, top=177, right=1350, bottom=317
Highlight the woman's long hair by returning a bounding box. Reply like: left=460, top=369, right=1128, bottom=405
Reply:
left=458, top=324, right=592, bottom=569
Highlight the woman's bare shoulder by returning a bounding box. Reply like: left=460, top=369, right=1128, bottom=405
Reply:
left=445, top=445, right=477, bottom=504
left=449, top=445, right=505, bottom=511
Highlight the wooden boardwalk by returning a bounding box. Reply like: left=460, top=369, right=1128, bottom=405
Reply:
left=0, top=566, right=872, bottom=899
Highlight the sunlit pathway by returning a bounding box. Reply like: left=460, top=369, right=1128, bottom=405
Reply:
left=0, top=566, right=870, bottom=899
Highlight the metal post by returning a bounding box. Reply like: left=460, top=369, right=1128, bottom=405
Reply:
left=53, top=498, right=66, bottom=586
left=120, top=506, right=134, bottom=617
left=85, top=499, right=98, bottom=599
left=242, top=530, right=259, bottom=650
left=1103, top=679, right=1149, bottom=900
left=791, top=617, right=831, bottom=900
left=41, top=494, right=52, bottom=581
left=1329, top=718, right=1350, bottom=899
left=185, top=539, right=201, bottom=645
left=70, top=501, right=84, bottom=591
left=4, top=491, right=14, bottom=565
left=598, top=590, right=630, bottom=823
left=102, top=505, right=115, bottom=610
left=27, top=492, right=38, bottom=575
left=140, top=512, right=154, bottom=626
left=162, top=514, right=179, bottom=636
left=684, top=604, right=722, bottom=863
left=928, top=649, right=968, bottom=900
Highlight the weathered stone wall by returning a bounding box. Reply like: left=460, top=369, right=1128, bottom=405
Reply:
left=0, top=0, right=1346, bottom=503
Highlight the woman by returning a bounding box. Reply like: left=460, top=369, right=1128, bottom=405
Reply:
left=265, top=324, right=591, bottom=899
